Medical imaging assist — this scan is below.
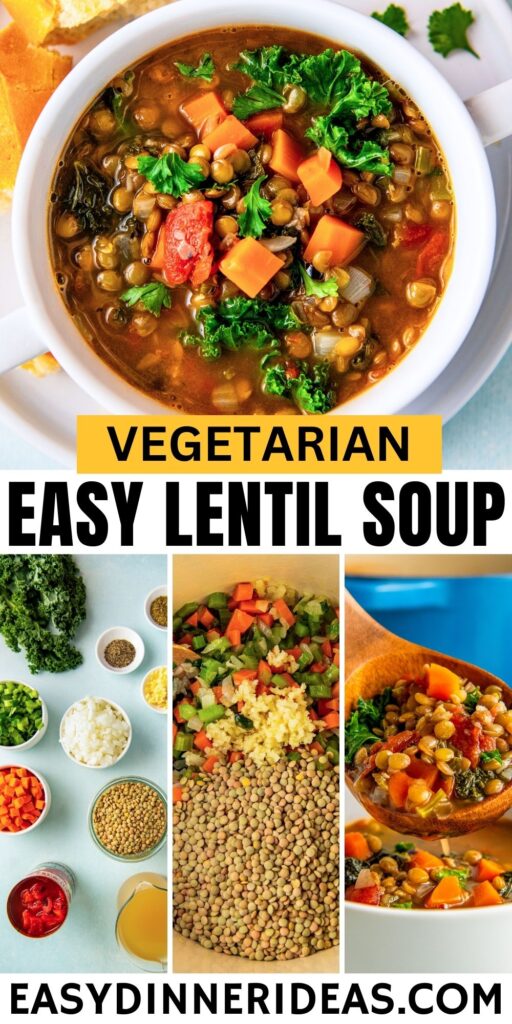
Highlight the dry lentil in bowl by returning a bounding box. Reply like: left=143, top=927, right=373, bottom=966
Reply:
left=90, top=777, right=167, bottom=860
left=49, top=25, right=454, bottom=416
left=346, top=664, right=512, bottom=823
left=174, top=755, right=339, bottom=960
left=345, top=819, right=512, bottom=909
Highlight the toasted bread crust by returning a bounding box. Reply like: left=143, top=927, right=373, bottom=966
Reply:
left=3, top=0, right=169, bottom=46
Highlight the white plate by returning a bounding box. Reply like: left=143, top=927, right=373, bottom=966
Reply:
left=0, top=0, right=510, bottom=466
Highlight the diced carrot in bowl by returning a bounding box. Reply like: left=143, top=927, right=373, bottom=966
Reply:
left=426, top=875, right=467, bottom=908
left=410, top=849, right=444, bottom=870
left=387, top=771, right=413, bottom=809
left=476, top=858, right=505, bottom=882
left=304, top=214, right=364, bottom=267
left=297, top=148, right=342, bottom=206
left=426, top=663, right=462, bottom=701
left=203, top=114, right=257, bottom=153
left=182, top=91, right=227, bottom=136
left=244, top=109, right=284, bottom=139
left=472, top=880, right=503, bottom=907
left=269, top=129, right=304, bottom=183
left=219, top=237, right=282, bottom=298
left=345, top=831, right=371, bottom=860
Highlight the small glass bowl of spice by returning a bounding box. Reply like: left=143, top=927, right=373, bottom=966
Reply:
left=141, top=666, right=168, bottom=714
left=89, top=776, right=167, bottom=861
left=95, top=627, right=145, bottom=675
left=144, top=587, right=168, bottom=632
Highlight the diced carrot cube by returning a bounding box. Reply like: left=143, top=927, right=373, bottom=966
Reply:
left=345, top=831, right=371, bottom=860
left=304, top=214, right=364, bottom=267
left=219, top=237, right=282, bottom=298
left=410, top=849, right=444, bottom=870
left=426, top=875, right=467, bottom=908
left=426, top=663, right=462, bottom=701
left=203, top=114, right=258, bottom=153
left=233, top=582, right=254, bottom=603
left=297, top=147, right=343, bottom=206
left=182, top=91, right=227, bottom=136
left=244, top=109, right=284, bottom=139
left=387, top=771, right=413, bottom=809
left=476, top=858, right=505, bottom=882
left=472, top=880, right=503, bottom=907
left=269, top=129, right=304, bottom=182
left=406, top=759, right=439, bottom=790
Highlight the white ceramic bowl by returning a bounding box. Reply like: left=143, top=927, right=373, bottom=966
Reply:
left=141, top=665, right=168, bottom=715
left=3, top=0, right=503, bottom=415
left=0, top=764, right=51, bottom=837
left=0, top=683, right=48, bottom=754
left=144, top=586, right=168, bottom=632
left=345, top=794, right=512, bottom=973
left=95, top=626, right=145, bottom=674
left=59, top=696, right=132, bottom=769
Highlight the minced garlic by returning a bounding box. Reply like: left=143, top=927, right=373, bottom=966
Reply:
left=143, top=666, right=168, bottom=710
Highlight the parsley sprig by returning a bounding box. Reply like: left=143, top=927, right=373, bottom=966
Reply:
left=121, top=282, right=172, bottom=316
left=175, top=53, right=215, bottom=81
left=372, top=5, right=409, bottom=36
left=428, top=4, right=479, bottom=58
left=137, top=152, right=207, bottom=197
left=299, top=265, right=339, bottom=298
left=238, top=175, right=272, bottom=238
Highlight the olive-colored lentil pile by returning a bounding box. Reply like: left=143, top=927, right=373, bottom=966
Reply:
left=174, top=756, right=339, bottom=960
left=93, top=780, right=167, bottom=856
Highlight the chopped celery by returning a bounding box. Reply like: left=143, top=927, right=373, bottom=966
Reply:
left=179, top=703, right=196, bottom=720
left=298, top=649, right=314, bottom=670
left=240, top=653, right=258, bottom=669
left=308, top=683, right=332, bottom=698
left=176, top=601, right=199, bottom=619
left=203, top=636, right=231, bottom=656
left=416, top=789, right=446, bottom=819
left=173, top=615, right=183, bottom=632
left=328, top=619, right=339, bottom=641
left=429, top=172, right=452, bottom=201
left=174, top=732, right=194, bottom=752
left=323, top=664, right=339, bottom=684
left=198, top=704, right=225, bottom=723
left=192, top=634, right=206, bottom=651
left=414, top=145, right=434, bottom=175
left=287, top=751, right=301, bottom=761
left=271, top=674, right=289, bottom=688
left=294, top=621, right=309, bottom=637
left=205, top=592, right=229, bottom=609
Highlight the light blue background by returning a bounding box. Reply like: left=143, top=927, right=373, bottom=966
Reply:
left=0, top=554, right=167, bottom=973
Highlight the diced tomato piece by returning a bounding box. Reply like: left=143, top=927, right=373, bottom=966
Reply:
left=150, top=223, right=166, bottom=269
left=258, top=613, right=273, bottom=627
left=163, top=200, right=214, bottom=287
left=256, top=681, right=270, bottom=696
left=416, top=229, right=449, bottom=277
left=311, top=662, right=326, bottom=673
left=185, top=611, right=199, bottom=627
left=451, top=713, right=483, bottom=768
left=258, top=660, right=272, bottom=684
left=346, top=884, right=381, bottom=906
left=322, top=639, right=332, bottom=659
left=400, top=223, right=433, bottom=247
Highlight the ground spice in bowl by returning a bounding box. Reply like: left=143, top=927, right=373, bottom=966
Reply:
left=91, top=778, right=167, bottom=859
left=150, top=596, right=167, bottom=628
left=104, top=639, right=136, bottom=669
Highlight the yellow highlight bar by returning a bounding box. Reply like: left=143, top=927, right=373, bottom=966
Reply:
left=76, top=415, right=442, bottom=474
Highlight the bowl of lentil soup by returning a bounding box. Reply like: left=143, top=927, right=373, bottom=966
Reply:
left=345, top=808, right=512, bottom=974
left=7, top=0, right=497, bottom=417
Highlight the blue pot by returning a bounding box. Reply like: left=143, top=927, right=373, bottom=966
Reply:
left=346, top=576, right=512, bottom=681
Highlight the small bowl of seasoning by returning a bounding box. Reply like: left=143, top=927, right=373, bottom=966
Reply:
left=95, top=627, right=145, bottom=675
left=141, top=666, right=168, bottom=715
left=144, top=586, right=168, bottom=632
left=89, top=776, right=167, bottom=861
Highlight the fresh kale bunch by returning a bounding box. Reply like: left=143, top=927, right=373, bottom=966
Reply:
left=0, top=555, right=86, bottom=674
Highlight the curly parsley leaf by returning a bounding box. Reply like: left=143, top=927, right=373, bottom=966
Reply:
left=121, top=282, right=172, bottom=316
left=481, top=748, right=503, bottom=767
left=175, top=52, right=215, bottom=81
left=428, top=4, right=479, bottom=58
left=299, top=264, right=338, bottom=298
left=238, top=175, right=272, bottom=238
left=235, top=45, right=303, bottom=89
left=137, top=151, right=207, bottom=197
left=372, top=5, right=409, bottom=36
left=464, top=687, right=482, bottom=713
left=232, top=82, right=284, bottom=119
left=183, top=296, right=301, bottom=361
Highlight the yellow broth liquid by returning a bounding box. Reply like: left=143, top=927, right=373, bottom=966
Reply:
left=117, top=886, right=167, bottom=963
left=50, top=26, right=454, bottom=414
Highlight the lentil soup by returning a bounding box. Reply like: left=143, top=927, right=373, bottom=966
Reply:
left=345, top=818, right=512, bottom=909
left=50, top=26, right=454, bottom=415
left=345, top=664, right=512, bottom=823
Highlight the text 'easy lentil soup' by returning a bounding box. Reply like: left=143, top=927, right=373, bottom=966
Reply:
left=50, top=26, right=454, bottom=415
left=345, top=819, right=512, bottom=909
left=346, top=665, right=512, bottom=823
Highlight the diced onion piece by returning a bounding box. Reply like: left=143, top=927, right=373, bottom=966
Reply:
left=60, top=697, right=129, bottom=767
left=187, top=716, right=203, bottom=732
left=211, top=382, right=239, bottom=412
left=392, top=165, right=413, bottom=186
left=341, top=266, right=374, bottom=305
left=313, top=329, right=342, bottom=358
left=259, top=235, right=297, bottom=252
left=221, top=678, right=235, bottom=704
left=355, top=868, right=377, bottom=889
left=201, top=690, right=216, bottom=708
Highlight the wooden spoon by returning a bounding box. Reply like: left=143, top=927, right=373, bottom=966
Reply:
left=173, top=644, right=200, bottom=666
left=345, top=590, right=512, bottom=838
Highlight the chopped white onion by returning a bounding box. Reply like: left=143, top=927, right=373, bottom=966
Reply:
left=341, top=266, right=374, bottom=305
left=392, top=165, right=413, bottom=186
left=221, top=678, right=235, bottom=704
left=201, top=690, right=216, bottom=708
left=313, top=329, right=342, bottom=358
left=60, top=697, right=130, bottom=767
left=187, top=716, right=203, bottom=732
left=355, top=868, right=376, bottom=889
left=211, top=382, right=239, bottom=413
left=259, top=235, right=297, bottom=252
left=381, top=208, right=403, bottom=223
